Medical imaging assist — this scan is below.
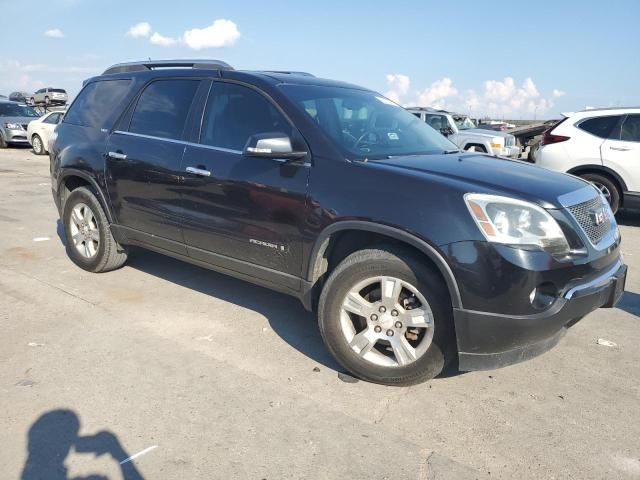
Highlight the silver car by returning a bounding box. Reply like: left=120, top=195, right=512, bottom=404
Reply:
left=0, top=101, right=41, bottom=148
left=29, top=87, right=68, bottom=106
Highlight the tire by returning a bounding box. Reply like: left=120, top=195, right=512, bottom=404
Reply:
left=32, top=134, right=44, bottom=155
left=318, top=246, right=456, bottom=386
left=62, top=186, right=128, bottom=272
left=579, top=173, right=621, bottom=214
left=465, top=144, right=486, bottom=153
left=0, top=134, right=6, bottom=149
left=44, top=96, right=50, bottom=106
left=28, top=97, right=34, bottom=106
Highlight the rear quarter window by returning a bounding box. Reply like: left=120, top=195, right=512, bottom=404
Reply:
left=64, top=79, right=131, bottom=129
left=577, top=115, right=621, bottom=139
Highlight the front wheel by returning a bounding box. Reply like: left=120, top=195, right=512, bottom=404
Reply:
left=32, top=134, right=45, bottom=155
left=62, top=187, right=128, bottom=272
left=318, top=246, right=456, bottom=385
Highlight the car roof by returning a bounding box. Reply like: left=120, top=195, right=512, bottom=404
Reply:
left=568, top=107, right=640, bottom=119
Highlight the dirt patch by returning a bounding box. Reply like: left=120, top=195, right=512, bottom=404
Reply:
left=6, top=246, right=37, bottom=261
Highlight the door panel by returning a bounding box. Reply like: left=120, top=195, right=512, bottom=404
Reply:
left=105, top=132, right=186, bottom=253
left=180, top=145, right=310, bottom=277
left=601, top=114, right=640, bottom=192
left=179, top=80, right=310, bottom=277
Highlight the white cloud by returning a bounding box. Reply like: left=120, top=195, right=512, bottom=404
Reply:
left=44, top=29, right=65, bottom=38
left=384, top=74, right=410, bottom=103
left=552, top=89, right=566, bottom=98
left=150, top=32, right=177, bottom=47
left=182, top=19, right=240, bottom=50
left=385, top=74, right=556, bottom=117
left=127, top=22, right=151, bottom=38
left=416, top=78, right=458, bottom=109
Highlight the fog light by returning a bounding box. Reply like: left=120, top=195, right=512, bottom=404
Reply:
left=529, top=283, right=557, bottom=310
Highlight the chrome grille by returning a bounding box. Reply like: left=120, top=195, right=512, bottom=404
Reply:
left=567, top=196, right=611, bottom=245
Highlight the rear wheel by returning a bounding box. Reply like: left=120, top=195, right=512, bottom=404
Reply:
left=62, top=187, right=128, bottom=272
left=44, top=96, right=50, bottom=105
left=465, top=144, right=486, bottom=153
left=0, top=134, right=6, bottom=149
left=318, top=246, right=456, bottom=385
left=579, top=173, right=621, bottom=213
left=32, top=134, right=44, bottom=155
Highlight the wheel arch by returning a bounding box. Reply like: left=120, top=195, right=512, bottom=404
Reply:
left=58, top=169, right=114, bottom=223
left=304, top=221, right=462, bottom=311
left=566, top=165, right=627, bottom=200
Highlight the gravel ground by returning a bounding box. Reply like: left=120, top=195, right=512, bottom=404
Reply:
left=1, top=147, right=639, bottom=479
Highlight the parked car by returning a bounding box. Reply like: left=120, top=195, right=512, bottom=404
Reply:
left=0, top=100, right=41, bottom=148
left=9, top=91, right=30, bottom=103
left=50, top=60, right=626, bottom=385
left=29, top=88, right=68, bottom=106
left=407, top=107, right=521, bottom=158
left=27, top=110, right=64, bottom=155
left=535, top=107, right=640, bottom=213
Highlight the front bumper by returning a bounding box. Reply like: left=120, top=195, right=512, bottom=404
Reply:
left=456, top=260, right=627, bottom=371
left=2, top=129, right=29, bottom=144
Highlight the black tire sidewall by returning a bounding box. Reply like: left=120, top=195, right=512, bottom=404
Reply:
left=62, top=188, right=109, bottom=272
left=581, top=173, right=620, bottom=213
left=319, top=249, right=455, bottom=385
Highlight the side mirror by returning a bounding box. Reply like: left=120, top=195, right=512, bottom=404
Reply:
left=243, top=132, right=307, bottom=162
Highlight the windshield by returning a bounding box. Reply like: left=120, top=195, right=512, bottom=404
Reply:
left=280, top=85, right=458, bottom=159
left=0, top=103, right=40, bottom=117
left=453, top=116, right=476, bottom=130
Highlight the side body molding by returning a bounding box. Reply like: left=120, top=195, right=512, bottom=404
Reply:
left=305, top=221, right=462, bottom=309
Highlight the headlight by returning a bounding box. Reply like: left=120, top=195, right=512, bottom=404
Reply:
left=465, top=193, right=569, bottom=255
left=4, top=123, right=23, bottom=130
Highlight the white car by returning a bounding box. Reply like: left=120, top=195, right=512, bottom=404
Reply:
left=27, top=111, right=64, bottom=155
left=407, top=107, right=521, bottom=158
left=535, top=107, right=640, bottom=213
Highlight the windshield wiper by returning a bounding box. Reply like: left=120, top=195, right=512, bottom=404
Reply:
left=443, top=149, right=460, bottom=154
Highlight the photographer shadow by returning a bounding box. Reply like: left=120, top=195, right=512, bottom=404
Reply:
left=21, top=409, right=145, bottom=480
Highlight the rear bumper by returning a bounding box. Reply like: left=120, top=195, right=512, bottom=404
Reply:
left=456, top=261, right=627, bottom=371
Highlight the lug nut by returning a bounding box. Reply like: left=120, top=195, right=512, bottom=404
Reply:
left=374, top=325, right=382, bottom=333
left=370, top=314, right=378, bottom=321
left=379, top=306, right=387, bottom=313
left=386, top=329, right=394, bottom=337
left=391, top=309, right=398, bottom=317
left=395, top=321, right=403, bottom=328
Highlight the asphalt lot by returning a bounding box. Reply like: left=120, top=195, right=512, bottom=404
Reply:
left=1, top=147, right=639, bottom=480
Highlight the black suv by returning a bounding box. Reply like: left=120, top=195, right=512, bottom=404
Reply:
left=50, top=60, right=627, bottom=385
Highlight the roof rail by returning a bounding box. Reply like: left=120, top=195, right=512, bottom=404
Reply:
left=263, top=70, right=315, bottom=77
left=103, top=59, right=234, bottom=75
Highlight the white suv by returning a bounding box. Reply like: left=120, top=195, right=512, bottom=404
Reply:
left=535, top=107, right=640, bottom=213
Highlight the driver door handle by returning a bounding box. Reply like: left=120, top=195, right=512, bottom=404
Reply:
left=610, top=145, right=631, bottom=151
left=185, top=166, right=211, bottom=177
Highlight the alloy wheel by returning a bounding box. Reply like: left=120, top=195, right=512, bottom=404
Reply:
left=69, top=202, right=100, bottom=258
left=340, top=276, right=434, bottom=367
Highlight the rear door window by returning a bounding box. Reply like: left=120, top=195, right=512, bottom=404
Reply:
left=64, top=79, right=131, bottom=129
left=200, top=82, right=291, bottom=151
left=620, top=114, right=640, bottom=142
left=577, top=116, right=621, bottom=139
left=129, top=79, right=199, bottom=140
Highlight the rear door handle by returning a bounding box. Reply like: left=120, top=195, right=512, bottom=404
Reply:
left=610, top=145, right=631, bottom=151
left=185, top=166, right=211, bottom=177
left=107, top=151, right=128, bottom=160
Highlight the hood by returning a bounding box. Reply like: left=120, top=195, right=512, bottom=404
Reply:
left=1, top=116, right=39, bottom=126
left=463, top=128, right=513, bottom=138
left=369, top=153, right=590, bottom=209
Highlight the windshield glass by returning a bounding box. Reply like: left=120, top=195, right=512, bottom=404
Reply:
left=0, top=103, right=40, bottom=117
left=453, top=116, right=476, bottom=130
left=280, top=85, right=457, bottom=159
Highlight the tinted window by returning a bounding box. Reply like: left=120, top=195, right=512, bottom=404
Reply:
left=578, top=116, right=620, bottom=138
left=620, top=114, right=640, bottom=142
left=64, top=79, right=131, bottom=128
left=200, top=82, right=291, bottom=151
left=50, top=89, right=66, bottom=93
left=425, top=114, right=448, bottom=130
left=129, top=80, right=199, bottom=140
left=0, top=103, right=40, bottom=117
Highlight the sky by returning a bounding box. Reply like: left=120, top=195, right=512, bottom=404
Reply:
left=1, top=0, right=638, bottom=119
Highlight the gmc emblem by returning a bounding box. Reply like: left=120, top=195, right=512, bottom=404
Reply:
left=589, top=207, right=607, bottom=226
